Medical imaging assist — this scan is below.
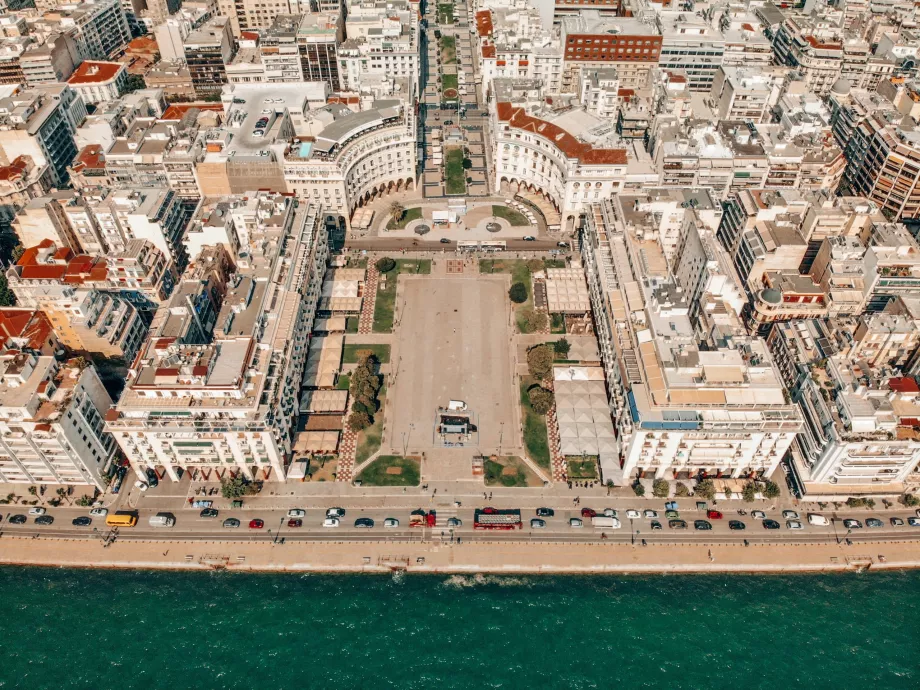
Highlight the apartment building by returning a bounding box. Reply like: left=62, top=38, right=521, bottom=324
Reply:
left=709, top=66, right=779, bottom=124
left=656, top=12, right=724, bottom=92
left=38, top=0, right=132, bottom=61
left=560, top=13, right=661, bottom=89
left=66, top=61, right=128, bottom=105
left=0, top=355, right=117, bottom=490
left=337, top=0, right=419, bottom=91
left=106, top=200, right=328, bottom=483
left=184, top=17, right=237, bottom=97
left=0, top=155, right=51, bottom=226
left=296, top=11, right=343, bottom=92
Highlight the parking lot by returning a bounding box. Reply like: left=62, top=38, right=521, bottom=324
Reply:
left=387, top=276, right=517, bottom=453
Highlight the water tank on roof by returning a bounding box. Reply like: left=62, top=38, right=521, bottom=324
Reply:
left=830, top=77, right=851, bottom=96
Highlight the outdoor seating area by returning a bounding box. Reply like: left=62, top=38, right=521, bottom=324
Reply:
left=320, top=268, right=365, bottom=313
left=544, top=268, right=591, bottom=315
left=503, top=198, right=538, bottom=227
left=303, top=335, right=344, bottom=389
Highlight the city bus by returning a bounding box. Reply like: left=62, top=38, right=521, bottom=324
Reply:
left=106, top=511, right=138, bottom=528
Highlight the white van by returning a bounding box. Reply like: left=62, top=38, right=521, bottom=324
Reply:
left=591, top=516, right=621, bottom=529
left=807, top=513, right=829, bottom=526
left=149, top=513, right=175, bottom=528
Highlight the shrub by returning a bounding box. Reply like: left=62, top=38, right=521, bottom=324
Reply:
left=695, top=479, right=716, bottom=501
left=724, top=487, right=733, bottom=500
left=221, top=476, right=261, bottom=499
left=509, top=281, right=528, bottom=303
left=528, top=386, right=554, bottom=415
left=526, top=344, right=554, bottom=379
left=348, top=411, right=372, bottom=431
left=632, top=481, right=646, bottom=497
left=375, top=257, right=396, bottom=273
left=674, top=482, right=690, bottom=497
left=652, top=478, right=669, bottom=498
left=526, top=258, right=544, bottom=273
left=900, top=493, right=920, bottom=507
left=352, top=401, right=369, bottom=415
left=554, top=338, right=571, bottom=359
left=519, top=308, right=547, bottom=334
left=462, top=157, right=472, bottom=170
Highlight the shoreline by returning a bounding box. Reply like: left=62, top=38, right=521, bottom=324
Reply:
left=2, top=536, right=919, bottom=575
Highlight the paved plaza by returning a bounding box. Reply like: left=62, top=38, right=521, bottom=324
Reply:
left=387, top=276, right=518, bottom=456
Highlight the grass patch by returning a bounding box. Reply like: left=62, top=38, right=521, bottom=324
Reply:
left=306, top=455, right=337, bottom=482
left=440, top=35, right=456, bottom=64
left=356, top=455, right=421, bottom=486
left=445, top=147, right=466, bottom=195
left=343, top=343, right=391, bottom=364
left=492, top=205, right=530, bottom=227
left=386, top=207, right=422, bottom=230
left=372, top=259, right=430, bottom=332
left=520, top=376, right=551, bottom=470
left=567, top=457, right=599, bottom=480
left=442, top=73, right=458, bottom=91
left=484, top=456, right=541, bottom=488
left=336, top=374, right=350, bottom=391
left=478, top=259, right=535, bottom=331
left=396, top=258, right=431, bottom=274
left=437, top=3, right=454, bottom=23
left=544, top=258, right=566, bottom=269
left=345, top=316, right=359, bottom=333
left=550, top=313, right=565, bottom=334
left=355, top=385, right=386, bottom=463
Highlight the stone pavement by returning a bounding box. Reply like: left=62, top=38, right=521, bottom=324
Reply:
left=543, top=376, right=567, bottom=482
left=358, top=265, right=380, bottom=334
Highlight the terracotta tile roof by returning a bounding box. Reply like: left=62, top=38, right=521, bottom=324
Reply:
left=805, top=35, right=841, bottom=50
left=496, top=102, right=628, bottom=165
left=0, top=310, right=54, bottom=351
left=161, top=103, right=224, bottom=121
left=240, top=31, right=260, bottom=41
left=476, top=10, right=493, bottom=37
left=0, top=155, right=28, bottom=182
left=481, top=44, right=496, bottom=58
left=16, top=243, right=109, bottom=284
left=71, top=144, right=106, bottom=173
left=68, top=60, right=124, bottom=85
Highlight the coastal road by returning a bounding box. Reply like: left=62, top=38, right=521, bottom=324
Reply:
left=4, top=506, right=920, bottom=547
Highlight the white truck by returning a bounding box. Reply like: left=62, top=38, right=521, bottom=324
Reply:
left=591, top=516, right=621, bottom=529
left=149, top=513, right=176, bottom=528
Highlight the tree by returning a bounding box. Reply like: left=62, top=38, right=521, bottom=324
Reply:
left=124, top=74, right=146, bottom=93
left=0, top=273, right=15, bottom=307
left=554, top=338, right=571, bottom=359
left=27, top=486, right=37, bottom=497
left=508, top=282, right=528, bottom=303
left=220, top=475, right=260, bottom=499
left=724, top=486, right=733, bottom=500
left=462, top=157, right=472, bottom=170
left=375, top=257, right=396, bottom=273
left=76, top=495, right=94, bottom=507
left=632, top=480, right=646, bottom=497
left=900, top=493, right=920, bottom=507
left=348, top=410, right=372, bottom=431
left=675, top=482, right=690, bottom=497
left=388, top=201, right=405, bottom=224
left=762, top=480, right=781, bottom=499
left=741, top=483, right=757, bottom=503
left=695, top=479, right=716, bottom=501
left=528, top=386, right=554, bottom=415
left=526, top=344, right=554, bottom=379
left=519, top=308, right=547, bottom=334
left=652, top=478, right=670, bottom=498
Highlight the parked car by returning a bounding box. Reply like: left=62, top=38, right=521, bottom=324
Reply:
left=706, top=510, right=723, bottom=520
left=355, top=518, right=375, bottom=529
left=522, top=236, right=536, bottom=241
left=569, top=518, right=583, bottom=528
left=890, top=517, right=905, bottom=527
left=536, top=508, right=554, bottom=517
left=28, top=507, right=46, bottom=516
left=580, top=508, right=597, bottom=518
left=557, top=241, right=569, bottom=248
left=444, top=120, right=454, bottom=126
left=252, top=130, right=265, bottom=137
left=865, top=518, right=883, bottom=528
left=762, top=519, right=781, bottom=530
left=728, top=520, right=746, bottom=531
left=323, top=517, right=340, bottom=528
left=530, top=518, right=546, bottom=529
left=200, top=508, right=219, bottom=518
left=650, top=520, right=662, bottom=530
left=326, top=507, right=345, bottom=517
left=446, top=517, right=462, bottom=528
left=384, top=518, right=399, bottom=528
left=222, top=518, right=240, bottom=529
left=145, top=468, right=159, bottom=487
left=644, top=510, right=658, bottom=519
left=907, top=517, right=920, bottom=527
left=786, top=520, right=804, bottom=530
left=439, top=238, right=451, bottom=244
left=843, top=519, right=863, bottom=529
left=287, top=509, right=305, bottom=518
left=625, top=509, right=641, bottom=519
left=782, top=510, right=800, bottom=520
left=249, top=519, right=264, bottom=529
left=694, top=520, right=712, bottom=531
left=287, top=518, right=303, bottom=528
left=751, top=510, right=767, bottom=520
left=134, top=480, right=148, bottom=492
left=664, top=501, right=679, bottom=511
left=669, top=519, right=687, bottom=530
left=9, top=514, right=26, bottom=524
left=35, top=515, right=54, bottom=525
left=602, top=508, right=617, bottom=518
left=72, top=517, right=92, bottom=527
left=807, top=513, right=829, bottom=526
left=89, top=508, right=108, bottom=517
left=665, top=510, right=680, bottom=520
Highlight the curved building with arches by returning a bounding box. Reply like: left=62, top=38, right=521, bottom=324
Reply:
left=283, top=98, right=417, bottom=231
left=491, top=100, right=629, bottom=231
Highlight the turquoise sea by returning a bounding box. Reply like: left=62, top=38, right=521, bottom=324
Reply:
left=1, top=567, right=918, bottom=689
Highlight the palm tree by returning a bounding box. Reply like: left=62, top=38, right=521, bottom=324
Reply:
left=389, top=200, right=405, bottom=224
